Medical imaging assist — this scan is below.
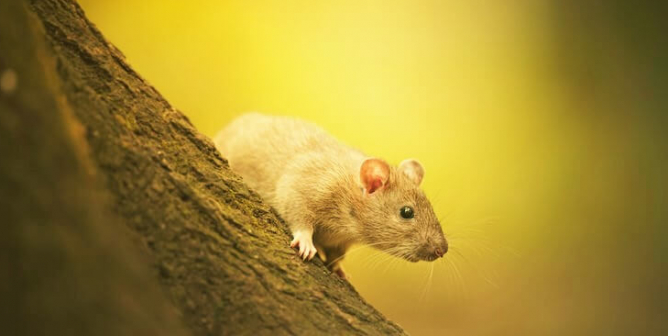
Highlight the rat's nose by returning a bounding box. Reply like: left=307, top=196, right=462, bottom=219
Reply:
left=434, top=243, right=448, bottom=258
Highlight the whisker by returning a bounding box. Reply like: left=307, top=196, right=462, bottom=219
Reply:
left=419, top=262, right=435, bottom=302
left=448, top=255, right=468, bottom=299
left=327, top=240, right=417, bottom=268
left=451, top=248, right=499, bottom=289
left=441, top=257, right=458, bottom=300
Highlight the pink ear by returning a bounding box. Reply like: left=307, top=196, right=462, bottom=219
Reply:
left=360, top=158, right=390, bottom=194
left=399, top=159, right=425, bottom=185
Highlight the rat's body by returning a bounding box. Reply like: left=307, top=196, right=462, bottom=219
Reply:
left=214, top=113, right=447, bottom=277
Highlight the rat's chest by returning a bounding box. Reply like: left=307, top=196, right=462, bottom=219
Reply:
left=312, top=223, right=357, bottom=249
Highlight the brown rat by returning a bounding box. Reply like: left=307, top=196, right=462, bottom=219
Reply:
left=214, top=113, right=448, bottom=278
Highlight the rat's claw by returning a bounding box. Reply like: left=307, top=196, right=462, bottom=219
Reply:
left=307, top=247, right=317, bottom=261
left=298, top=242, right=306, bottom=258
left=302, top=244, right=316, bottom=261
left=301, top=243, right=313, bottom=260
left=290, top=229, right=316, bottom=261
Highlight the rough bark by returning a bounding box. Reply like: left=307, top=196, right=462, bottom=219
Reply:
left=0, top=0, right=407, bottom=335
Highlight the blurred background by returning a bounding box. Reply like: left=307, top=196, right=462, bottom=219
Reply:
left=77, top=1, right=667, bottom=335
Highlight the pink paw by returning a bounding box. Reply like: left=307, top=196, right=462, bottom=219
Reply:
left=290, top=230, right=317, bottom=261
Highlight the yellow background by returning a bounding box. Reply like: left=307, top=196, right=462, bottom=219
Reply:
left=78, top=1, right=667, bottom=335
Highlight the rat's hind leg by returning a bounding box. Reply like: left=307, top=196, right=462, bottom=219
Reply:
left=323, top=246, right=348, bottom=279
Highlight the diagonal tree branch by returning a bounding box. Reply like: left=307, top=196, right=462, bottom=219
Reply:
left=1, top=0, right=407, bottom=334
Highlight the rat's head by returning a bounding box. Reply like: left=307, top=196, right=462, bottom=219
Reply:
left=355, top=158, right=448, bottom=262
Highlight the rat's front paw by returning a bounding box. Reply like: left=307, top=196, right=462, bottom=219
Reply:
left=290, top=230, right=317, bottom=261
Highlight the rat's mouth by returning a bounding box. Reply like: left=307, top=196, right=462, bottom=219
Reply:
left=398, top=253, right=420, bottom=263
left=397, top=250, right=445, bottom=262
left=377, top=246, right=420, bottom=262
left=415, top=248, right=446, bottom=262
left=404, top=256, right=420, bottom=263
left=369, top=242, right=422, bottom=262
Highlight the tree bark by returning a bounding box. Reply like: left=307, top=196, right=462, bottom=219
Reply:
left=0, top=0, right=407, bottom=335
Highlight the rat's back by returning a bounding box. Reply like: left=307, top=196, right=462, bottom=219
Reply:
left=213, top=113, right=360, bottom=202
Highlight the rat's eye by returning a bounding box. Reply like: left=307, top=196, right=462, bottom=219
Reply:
left=400, top=206, right=414, bottom=219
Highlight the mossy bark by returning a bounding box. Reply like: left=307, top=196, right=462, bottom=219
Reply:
left=0, top=0, right=406, bottom=335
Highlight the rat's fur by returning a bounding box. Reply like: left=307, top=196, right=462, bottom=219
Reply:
left=214, top=113, right=447, bottom=277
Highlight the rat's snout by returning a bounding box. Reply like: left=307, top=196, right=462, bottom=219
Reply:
left=421, top=239, right=448, bottom=261
left=418, top=228, right=449, bottom=261
left=433, top=241, right=448, bottom=258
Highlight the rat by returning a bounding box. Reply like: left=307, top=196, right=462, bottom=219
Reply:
left=214, top=113, right=448, bottom=278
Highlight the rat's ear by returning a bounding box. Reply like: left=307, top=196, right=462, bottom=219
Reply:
left=360, top=158, right=390, bottom=194
left=399, top=159, right=425, bottom=185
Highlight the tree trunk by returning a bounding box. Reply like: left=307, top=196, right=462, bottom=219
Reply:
left=0, top=0, right=407, bottom=335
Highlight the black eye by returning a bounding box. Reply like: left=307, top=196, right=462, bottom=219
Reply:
left=400, top=206, right=414, bottom=219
